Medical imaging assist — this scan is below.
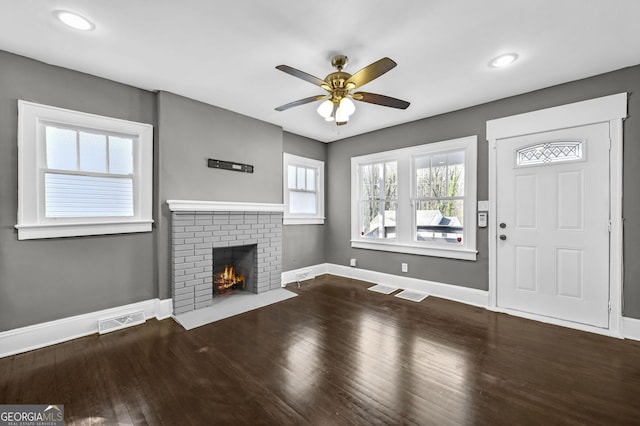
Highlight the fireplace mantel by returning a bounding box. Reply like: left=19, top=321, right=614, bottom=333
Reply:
left=167, top=200, right=285, bottom=212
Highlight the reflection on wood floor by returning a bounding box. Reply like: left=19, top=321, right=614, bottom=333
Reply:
left=2, top=274, right=640, bottom=425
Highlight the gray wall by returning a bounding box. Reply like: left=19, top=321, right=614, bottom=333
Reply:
left=326, top=65, right=640, bottom=318
left=282, top=132, right=328, bottom=271
left=156, top=91, right=284, bottom=299
left=2, top=48, right=639, bottom=332
left=0, top=51, right=157, bottom=331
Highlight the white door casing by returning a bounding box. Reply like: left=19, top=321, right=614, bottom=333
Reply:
left=487, top=93, right=626, bottom=337
left=496, top=124, right=610, bottom=328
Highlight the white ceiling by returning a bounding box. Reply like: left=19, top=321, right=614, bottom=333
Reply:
left=1, top=1, right=639, bottom=143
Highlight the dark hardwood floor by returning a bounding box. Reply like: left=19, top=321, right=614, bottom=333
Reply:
left=2, top=275, right=640, bottom=425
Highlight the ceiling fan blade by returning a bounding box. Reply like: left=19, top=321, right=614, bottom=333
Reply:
left=345, top=57, right=397, bottom=89
left=276, top=65, right=329, bottom=89
left=352, top=92, right=410, bottom=109
left=275, top=95, right=328, bottom=111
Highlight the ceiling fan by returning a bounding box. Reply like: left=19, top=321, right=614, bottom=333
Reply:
left=275, top=55, right=410, bottom=126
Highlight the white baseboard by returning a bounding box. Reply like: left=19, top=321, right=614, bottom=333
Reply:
left=0, top=298, right=173, bottom=358
left=282, top=263, right=489, bottom=308
left=281, top=263, right=330, bottom=286
left=328, top=263, right=489, bottom=307
left=622, top=316, right=640, bottom=341
left=155, top=298, right=174, bottom=320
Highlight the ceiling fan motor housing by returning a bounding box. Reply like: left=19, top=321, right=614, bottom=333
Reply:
left=325, top=71, right=351, bottom=101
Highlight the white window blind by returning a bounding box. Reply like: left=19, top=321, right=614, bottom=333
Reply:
left=45, top=173, right=133, bottom=217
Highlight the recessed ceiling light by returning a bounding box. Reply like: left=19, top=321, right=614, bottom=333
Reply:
left=54, top=10, right=95, bottom=31
left=489, top=53, right=518, bottom=68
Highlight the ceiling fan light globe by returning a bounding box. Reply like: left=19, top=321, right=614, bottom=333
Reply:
left=335, top=106, right=350, bottom=123
left=317, top=99, right=334, bottom=119
left=339, top=97, right=356, bottom=116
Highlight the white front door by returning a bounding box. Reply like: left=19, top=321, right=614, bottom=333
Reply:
left=496, top=122, right=610, bottom=328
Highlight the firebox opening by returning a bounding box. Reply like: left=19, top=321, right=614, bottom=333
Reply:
left=213, top=244, right=257, bottom=297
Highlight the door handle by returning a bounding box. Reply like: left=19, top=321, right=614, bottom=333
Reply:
left=499, top=234, right=507, bottom=241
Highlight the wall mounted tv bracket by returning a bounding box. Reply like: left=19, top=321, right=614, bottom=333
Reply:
left=208, top=158, right=254, bottom=173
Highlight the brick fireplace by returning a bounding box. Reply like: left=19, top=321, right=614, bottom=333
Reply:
left=167, top=200, right=284, bottom=315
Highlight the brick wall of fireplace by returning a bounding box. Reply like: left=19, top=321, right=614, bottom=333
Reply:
left=170, top=209, right=283, bottom=315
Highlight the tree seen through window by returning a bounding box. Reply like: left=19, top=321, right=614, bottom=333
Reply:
left=414, top=150, right=465, bottom=244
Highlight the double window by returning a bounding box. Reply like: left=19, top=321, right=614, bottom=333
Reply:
left=16, top=101, right=153, bottom=239
left=351, top=136, right=477, bottom=260
left=283, top=153, right=325, bottom=225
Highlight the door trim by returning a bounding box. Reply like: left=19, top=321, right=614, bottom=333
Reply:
left=486, top=93, right=627, bottom=337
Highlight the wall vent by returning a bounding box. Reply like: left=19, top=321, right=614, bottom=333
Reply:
left=98, top=310, right=146, bottom=334
left=295, top=269, right=314, bottom=282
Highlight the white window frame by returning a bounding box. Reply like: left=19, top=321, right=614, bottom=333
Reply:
left=16, top=100, right=154, bottom=240
left=283, top=153, right=325, bottom=225
left=351, top=135, right=477, bottom=260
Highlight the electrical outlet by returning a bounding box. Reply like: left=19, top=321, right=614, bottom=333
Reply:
left=401, top=263, right=408, bottom=273
left=350, top=258, right=357, bottom=267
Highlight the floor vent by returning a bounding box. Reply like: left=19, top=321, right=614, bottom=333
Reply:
left=98, top=311, right=146, bottom=334
left=395, top=290, right=429, bottom=303
left=367, top=284, right=398, bottom=294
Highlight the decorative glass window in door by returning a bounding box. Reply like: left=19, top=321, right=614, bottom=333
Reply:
left=516, top=141, right=583, bottom=166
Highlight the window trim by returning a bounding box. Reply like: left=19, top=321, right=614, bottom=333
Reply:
left=16, top=100, right=154, bottom=240
left=351, top=136, right=477, bottom=260
left=283, top=153, right=325, bottom=225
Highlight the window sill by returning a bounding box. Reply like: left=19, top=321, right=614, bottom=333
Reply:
left=283, top=216, right=325, bottom=225
left=15, top=220, right=153, bottom=240
left=351, top=239, right=477, bottom=261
